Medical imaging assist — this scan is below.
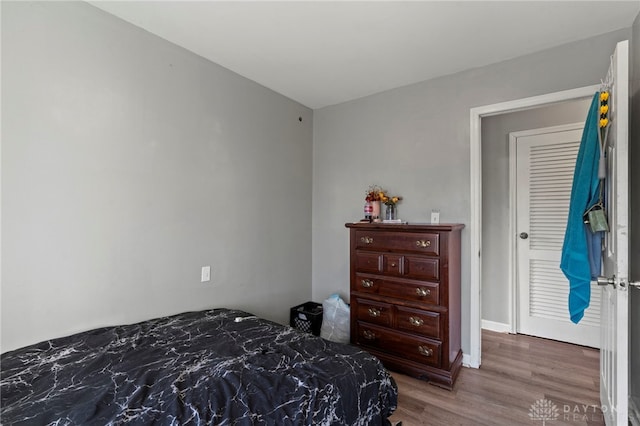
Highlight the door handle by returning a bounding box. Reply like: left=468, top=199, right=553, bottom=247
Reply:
left=519, top=232, right=529, bottom=239
left=597, top=276, right=616, bottom=287
left=598, top=275, right=640, bottom=289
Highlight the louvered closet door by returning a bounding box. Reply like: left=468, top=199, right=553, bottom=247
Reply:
left=516, top=126, right=600, bottom=348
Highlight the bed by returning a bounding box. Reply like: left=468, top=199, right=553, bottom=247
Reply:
left=1, top=308, right=398, bottom=425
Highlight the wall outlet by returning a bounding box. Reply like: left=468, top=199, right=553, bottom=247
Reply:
left=430, top=210, right=440, bottom=224
left=201, top=266, right=211, bottom=282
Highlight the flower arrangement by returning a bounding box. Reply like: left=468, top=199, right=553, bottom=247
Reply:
left=365, top=185, right=402, bottom=205
left=365, top=185, right=384, bottom=202
left=380, top=191, right=402, bottom=206
left=364, top=185, right=403, bottom=222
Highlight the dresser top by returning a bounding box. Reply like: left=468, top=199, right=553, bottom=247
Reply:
left=345, top=222, right=464, bottom=232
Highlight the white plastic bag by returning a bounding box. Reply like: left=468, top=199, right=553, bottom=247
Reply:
left=320, top=293, right=350, bottom=343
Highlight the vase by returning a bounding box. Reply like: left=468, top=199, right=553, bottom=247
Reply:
left=371, top=201, right=381, bottom=222
left=385, top=204, right=396, bottom=221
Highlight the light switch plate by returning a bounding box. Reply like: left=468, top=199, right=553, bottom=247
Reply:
left=201, top=266, right=211, bottom=282
left=430, top=210, right=440, bottom=224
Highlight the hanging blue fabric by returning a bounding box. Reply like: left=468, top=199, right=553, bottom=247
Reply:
left=560, top=93, right=603, bottom=324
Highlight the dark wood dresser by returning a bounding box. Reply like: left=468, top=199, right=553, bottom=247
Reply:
left=345, top=222, right=464, bottom=389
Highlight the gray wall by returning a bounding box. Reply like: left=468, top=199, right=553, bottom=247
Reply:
left=1, top=2, right=313, bottom=352
left=481, top=99, right=591, bottom=326
left=2, top=6, right=637, bottom=403
left=630, top=10, right=640, bottom=416
left=312, top=29, right=630, bottom=357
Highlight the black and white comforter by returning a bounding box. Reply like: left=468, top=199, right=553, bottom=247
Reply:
left=1, top=309, right=397, bottom=425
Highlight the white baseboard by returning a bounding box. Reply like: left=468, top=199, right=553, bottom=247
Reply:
left=630, top=396, right=640, bottom=426
left=462, top=353, right=477, bottom=368
left=481, top=319, right=512, bottom=333
left=464, top=321, right=511, bottom=369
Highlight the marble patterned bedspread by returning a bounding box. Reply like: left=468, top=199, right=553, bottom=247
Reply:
left=1, top=308, right=397, bottom=425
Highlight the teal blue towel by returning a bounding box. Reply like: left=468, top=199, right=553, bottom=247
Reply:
left=560, top=93, right=602, bottom=324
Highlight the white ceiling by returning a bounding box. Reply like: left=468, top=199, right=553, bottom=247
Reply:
left=89, top=1, right=640, bottom=109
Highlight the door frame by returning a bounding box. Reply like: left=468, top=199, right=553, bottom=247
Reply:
left=508, top=123, right=585, bottom=336
left=467, top=84, right=599, bottom=368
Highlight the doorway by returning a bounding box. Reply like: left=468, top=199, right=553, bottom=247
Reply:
left=468, top=84, right=600, bottom=368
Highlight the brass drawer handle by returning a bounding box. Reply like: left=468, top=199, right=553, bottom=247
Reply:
left=416, top=287, right=431, bottom=297
left=361, top=279, right=374, bottom=288
left=368, top=307, right=381, bottom=318
left=416, top=240, right=431, bottom=248
left=418, top=345, right=433, bottom=357
left=360, top=236, right=374, bottom=244
left=390, top=262, right=397, bottom=267
left=409, top=316, right=424, bottom=327
left=363, top=330, right=376, bottom=340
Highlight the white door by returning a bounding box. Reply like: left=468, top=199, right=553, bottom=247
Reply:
left=599, top=40, right=629, bottom=426
left=514, top=125, right=600, bottom=348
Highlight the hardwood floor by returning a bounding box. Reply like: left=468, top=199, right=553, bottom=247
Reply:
left=387, top=330, right=603, bottom=426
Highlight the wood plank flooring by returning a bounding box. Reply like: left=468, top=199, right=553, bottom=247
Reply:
left=387, top=330, right=603, bottom=426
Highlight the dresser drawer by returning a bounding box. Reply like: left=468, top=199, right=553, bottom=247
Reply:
left=382, top=254, right=404, bottom=276
left=356, top=322, right=441, bottom=368
left=355, top=252, right=381, bottom=273
left=403, top=256, right=439, bottom=280
left=378, top=278, right=440, bottom=305
left=355, top=298, right=392, bottom=327
left=355, top=230, right=439, bottom=255
left=353, top=274, right=381, bottom=294
left=396, top=306, right=441, bottom=339
left=372, top=254, right=439, bottom=280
